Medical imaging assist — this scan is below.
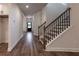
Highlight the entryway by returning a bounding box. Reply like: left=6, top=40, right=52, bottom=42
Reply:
left=27, top=22, right=32, bottom=31
left=0, top=15, right=8, bottom=52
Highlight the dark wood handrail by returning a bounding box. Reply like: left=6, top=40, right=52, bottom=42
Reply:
left=38, top=21, right=46, bottom=28
left=45, top=8, right=71, bottom=29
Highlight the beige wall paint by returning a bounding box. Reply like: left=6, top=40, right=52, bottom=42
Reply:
left=46, top=4, right=79, bottom=52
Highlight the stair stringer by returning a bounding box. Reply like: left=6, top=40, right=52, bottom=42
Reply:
left=46, top=26, right=71, bottom=48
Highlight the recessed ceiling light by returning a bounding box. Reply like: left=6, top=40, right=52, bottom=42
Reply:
left=26, top=5, right=29, bottom=8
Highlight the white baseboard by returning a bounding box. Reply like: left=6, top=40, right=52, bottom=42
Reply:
left=46, top=26, right=71, bottom=47
left=8, top=34, right=23, bottom=52
left=45, top=47, right=79, bottom=52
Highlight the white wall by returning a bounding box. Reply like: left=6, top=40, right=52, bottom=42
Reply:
left=23, top=16, right=27, bottom=32
left=42, top=3, right=68, bottom=26
left=46, top=4, right=79, bottom=52
left=46, top=3, right=68, bottom=26
left=8, top=4, right=24, bottom=51
left=33, top=11, right=42, bottom=36
left=41, top=6, right=47, bottom=23
left=0, top=4, right=25, bottom=51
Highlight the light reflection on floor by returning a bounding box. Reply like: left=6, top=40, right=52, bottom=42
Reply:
left=26, top=32, right=33, bottom=43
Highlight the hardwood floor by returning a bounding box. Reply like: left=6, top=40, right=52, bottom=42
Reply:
left=0, top=32, right=79, bottom=56
left=0, top=43, right=8, bottom=53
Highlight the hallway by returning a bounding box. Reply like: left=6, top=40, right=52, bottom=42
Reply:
left=0, top=32, right=79, bottom=56
left=0, top=32, right=43, bottom=56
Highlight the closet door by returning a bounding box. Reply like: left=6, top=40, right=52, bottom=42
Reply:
left=1, top=18, right=8, bottom=43
left=0, top=18, right=1, bottom=43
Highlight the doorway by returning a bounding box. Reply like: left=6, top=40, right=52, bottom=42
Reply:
left=0, top=15, right=8, bottom=51
left=27, top=22, right=32, bottom=31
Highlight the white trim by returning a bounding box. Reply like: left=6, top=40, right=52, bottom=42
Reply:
left=46, top=26, right=71, bottom=47
left=8, top=34, right=23, bottom=52
left=45, top=47, right=79, bottom=52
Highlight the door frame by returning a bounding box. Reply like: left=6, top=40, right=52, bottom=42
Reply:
left=27, top=22, right=32, bottom=31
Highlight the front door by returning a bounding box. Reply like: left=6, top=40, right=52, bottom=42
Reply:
left=27, top=22, right=32, bottom=31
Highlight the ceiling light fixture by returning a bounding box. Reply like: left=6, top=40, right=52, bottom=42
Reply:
left=26, top=5, right=29, bottom=8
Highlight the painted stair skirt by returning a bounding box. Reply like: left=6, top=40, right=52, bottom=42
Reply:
left=39, top=26, right=71, bottom=49
left=39, top=35, right=44, bottom=44
left=46, top=26, right=71, bottom=47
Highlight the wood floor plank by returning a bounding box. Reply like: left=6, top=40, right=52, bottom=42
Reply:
left=0, top=32, right=79, bottom=56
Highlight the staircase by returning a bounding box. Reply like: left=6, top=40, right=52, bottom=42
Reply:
left=38, top=8, right=71, bottom=49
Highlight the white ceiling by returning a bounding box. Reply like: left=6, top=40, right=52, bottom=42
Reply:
left=17, top=3, right=47, bottom=16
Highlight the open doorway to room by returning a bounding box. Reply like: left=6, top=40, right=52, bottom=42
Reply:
left=27, top=22, right=32, bottom=32
left=0, top=15, right=8, bottom=51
